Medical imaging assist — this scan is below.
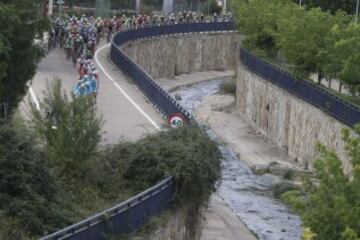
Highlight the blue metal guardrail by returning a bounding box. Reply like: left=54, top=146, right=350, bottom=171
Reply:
left=40, top=177, right=175, bottom=240
left=111, top=21, right=235, bottom=122
left=240, top=48, right=360, bottom=127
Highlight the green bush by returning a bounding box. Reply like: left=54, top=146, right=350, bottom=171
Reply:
left=0, top=124, right=71, bottom=237
left=101, top=126, right=221, bottom=206
left=283, top=169, right=295, bottom=180
left=272, top=181, right=297, bottom=198
left=220, top=79, right=236, bottom=95
left=283, top=125, right=360, bottom=240
left=30, top=79, right=103, bottom=179
left=99, top=126, right=221, bottom=239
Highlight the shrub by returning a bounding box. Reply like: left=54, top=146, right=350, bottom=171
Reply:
left=284, top=125, right=360, bottom=240
left=0, top=124, right=71, bottom=236
left=30, top=79, right=103, bottom=179
left=101, top=126, right=222, bottom=206
left=283, top=169, right=295, bottom=180
left=220, top=79, right=236, bottom=95
left=272, top=181, right=297, bottom=198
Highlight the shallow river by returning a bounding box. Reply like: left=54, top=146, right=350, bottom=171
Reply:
left=171, top=80, right=302, bottom=240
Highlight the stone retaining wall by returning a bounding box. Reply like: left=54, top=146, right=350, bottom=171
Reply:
left=121, top=33, right=240, bottom=79
left=236, top=62, right=352, bottom=173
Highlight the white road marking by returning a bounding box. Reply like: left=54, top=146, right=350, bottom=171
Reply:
left=28, top=83, right=41, bottom=111
left=95, top=44, right=161, bottom=131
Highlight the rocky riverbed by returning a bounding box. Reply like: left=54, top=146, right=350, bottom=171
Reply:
left=171, top=79, right=302, bottom=240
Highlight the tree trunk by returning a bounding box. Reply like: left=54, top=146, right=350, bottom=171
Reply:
left=339, top=82, right=343, bottom=94
left=317, top=71, right=322, bottom=85
left=0, top=102, right=9, bottom=122
left=328, top=78, right=332, bottom=89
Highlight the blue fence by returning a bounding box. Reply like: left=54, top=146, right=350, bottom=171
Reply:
left=111, top=22, right=235, bottom=121
left=40, top=177, right=175, bottom=240
left=240, top=49, right=360, bottom=127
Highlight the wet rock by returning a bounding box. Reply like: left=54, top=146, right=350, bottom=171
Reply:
left=175, top=93, right=182, bottom=100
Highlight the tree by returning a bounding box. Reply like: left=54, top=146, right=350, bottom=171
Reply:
left=208, top=0, right=222, bottom=14
left=30, top=79, right=103, bottom=179
left=235, top=0, right=293, bottom=57
left=322, top=22, right=360, bottom=94
left=282, top=125, right=360, bottom=240
left=276, top=7, right=343, bottom=83
left=0, top=0, right=48, bottom=120
left=0, top=124, right=70, bottom=237
left=302, top=0, right=356, bottom=15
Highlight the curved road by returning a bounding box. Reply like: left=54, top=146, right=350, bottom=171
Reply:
left=28, top=44, right=163, bottom=143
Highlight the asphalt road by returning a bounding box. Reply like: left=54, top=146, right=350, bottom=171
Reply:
left=27, top=44, right=164, bottom=143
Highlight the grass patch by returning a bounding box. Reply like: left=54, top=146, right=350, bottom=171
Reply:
left=220, top=79, right=236, bottom=95
left=283, top=169, right=295, bottom=180
left=272, top=181, right=298, bottom=199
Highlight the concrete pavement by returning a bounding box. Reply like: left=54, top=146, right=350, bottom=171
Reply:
left=200, top=194, right=256, bottom=240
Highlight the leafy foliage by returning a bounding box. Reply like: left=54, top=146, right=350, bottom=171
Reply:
left=0, top=124, right=71, bottom=237
left=281, top=125, right=360, bottom=240
left=235, top=0, right=360, bottom=95
left=208, top=0, right=222, bottom=14
left=234, top=0, right=290, bottom=57
left=301, top=0, right=357, bottom=15
left=102, top=126, right=221, bottom=206
left=30, top=78, right=103, bottom=179
left=100, top=126, right=221, bottom=239
left=276, top=8, right=345, bottom=81
left=322, top=23, right=360, bottom=95
left=220, top=78, right=236, bottom=95
left=0, top=0, right=48, bottom=119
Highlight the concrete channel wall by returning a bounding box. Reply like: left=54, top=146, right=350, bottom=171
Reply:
left=121, top=33, right=240, bottom=79
left=236, top=62, right=353, bottom=173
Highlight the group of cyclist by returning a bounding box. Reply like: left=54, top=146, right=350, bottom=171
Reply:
left=48, top=11, right=234, bottom=57
left=47, top=12, right=233, bottom=98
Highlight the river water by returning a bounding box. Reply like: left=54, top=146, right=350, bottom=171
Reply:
left=171, top=80, right=302, bottom=240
